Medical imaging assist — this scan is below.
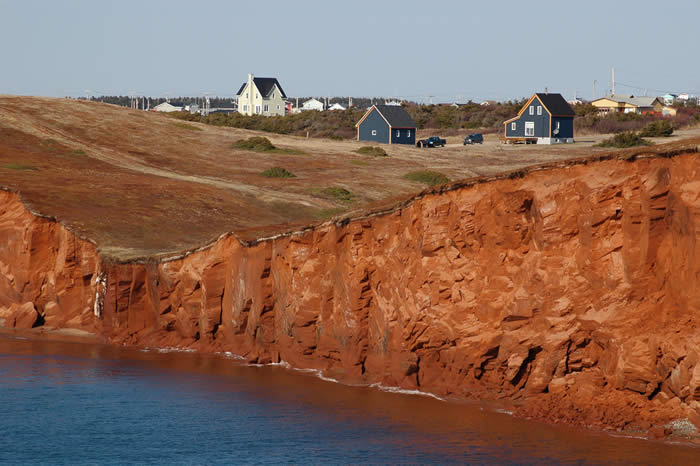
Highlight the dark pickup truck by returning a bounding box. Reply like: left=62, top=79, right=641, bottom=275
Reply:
left=463, top=133, right=484, bottom=144
left=417, top=136, right=446, bottom=148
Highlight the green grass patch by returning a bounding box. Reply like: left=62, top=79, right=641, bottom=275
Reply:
left=232, top=136, right=305, bottom=155
left=2, top=163, right=38, bottom=171
left=320, top=186, right=353, bottom=202
left=261, top=166, right=296, bottom=178
left=173, top=122, right=203, bottom=131
left=40, top=138, right=59, bottom=151
left=313, top=207, right=347, bottom=220
left=596, top=131, right=653, bottom=148
left=403, top=170, right=449, bottom=186
left=355, top=146, right=388, bottom=157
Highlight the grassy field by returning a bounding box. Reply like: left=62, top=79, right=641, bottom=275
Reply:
left=1, top=95, right=698, bottom=261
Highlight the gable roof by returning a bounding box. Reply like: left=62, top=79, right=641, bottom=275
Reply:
left=534, top=93, right=575, bottom=116
left=236, top=77, right=287, bottom=98
left=592, top=94, right=663, bottom=108
left=373, top=104, right=416, bottom=128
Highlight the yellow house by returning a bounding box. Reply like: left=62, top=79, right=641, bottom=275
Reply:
left=236, top=74, right=287, bottom=116
left=591, top=94, right=664, bottom=115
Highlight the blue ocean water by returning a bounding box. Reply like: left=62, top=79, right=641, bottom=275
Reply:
left=0, top=335, right=698, bottom=465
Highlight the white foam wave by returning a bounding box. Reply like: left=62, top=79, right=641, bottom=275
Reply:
left=368, top=383, right=445, bottom=401
left=139, top=346, right=197, bottom=354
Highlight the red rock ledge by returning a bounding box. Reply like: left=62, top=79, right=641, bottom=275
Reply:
left=2, top=151, right=700, bottom=440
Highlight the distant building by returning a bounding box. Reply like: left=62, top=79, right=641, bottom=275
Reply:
left=153, top=101, right=184, bottom=112
left=662, top=106, right=678, bottom=117
left=503, top=93, right=575, bottom=144
left=480, top=100, right=497, bottom=106
left=301, top=98, right=325, bottom=111
left=663, top=93, right=677, bottom=105
left=591, top=94, right=664, bottom=115
left=236, top=74, right=287, bottom=116
left=355, top=104, right=417, bottom=145
left=328, top=103, right=346, bottom=111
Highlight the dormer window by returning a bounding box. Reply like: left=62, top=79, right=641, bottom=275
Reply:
left=529, top=106, right=534, bottom=115
left=537, top=106, right=542, bottom=115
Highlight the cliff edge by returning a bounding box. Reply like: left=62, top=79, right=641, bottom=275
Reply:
left=2, top=149, right=700, bottom=440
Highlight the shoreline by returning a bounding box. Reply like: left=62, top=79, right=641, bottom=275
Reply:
left=2, top=149, right=700, bottom=443
left=2, top=326, right=699, bottom=447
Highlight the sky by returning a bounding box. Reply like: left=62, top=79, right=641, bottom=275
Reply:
left=1, top=0, right=699, bottom=103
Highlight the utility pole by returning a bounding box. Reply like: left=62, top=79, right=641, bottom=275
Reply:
left=612, top=68, right=615, bottom=95
left=593, top=80, right=597, bottom=100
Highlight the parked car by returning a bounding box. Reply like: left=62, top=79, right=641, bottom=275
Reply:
left=417, top=136, right=446, bottom=148
left=463, top=133, right=483, bottom=145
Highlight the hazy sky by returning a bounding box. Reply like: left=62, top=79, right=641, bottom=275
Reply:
left=1, top=0, right=698, bottom=102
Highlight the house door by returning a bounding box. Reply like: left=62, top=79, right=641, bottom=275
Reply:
left=525, top=121, right=535, bottom=136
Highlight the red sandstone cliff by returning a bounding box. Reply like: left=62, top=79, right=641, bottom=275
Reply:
left=2, top=153, right=700, bottom=437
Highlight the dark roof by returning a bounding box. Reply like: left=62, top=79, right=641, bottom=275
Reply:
left=236, top=77, right=287, bottom=98
left=373, top=105, right=416, bottom=128
left=534, top=93, right=575, bottom=116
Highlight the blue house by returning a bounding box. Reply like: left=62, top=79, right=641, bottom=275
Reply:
left=356, top=105, right=417, bottom=145
left=503, top=93, right=575, bottom=144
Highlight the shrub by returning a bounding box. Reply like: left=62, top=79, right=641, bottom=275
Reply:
left=639, top=120, right=674, bottom=137
left=233, top=136, right=276, bottom=151
left=596, top=131, right=653, bottom=148
left=403, top=170, right=449, bottom=186
left=355, top=146, right=388, bottom=157
left=261, top=167, right=296, bottom=178
left=320, top=187, right=353, bottom=202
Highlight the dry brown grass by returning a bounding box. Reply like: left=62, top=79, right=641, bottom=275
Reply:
left=1, top=96, right=699, bottom=261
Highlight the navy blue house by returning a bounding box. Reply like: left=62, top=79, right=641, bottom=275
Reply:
left=503, top=93, right=575, bottom=144
left=356, top=105, right=417, bottom=145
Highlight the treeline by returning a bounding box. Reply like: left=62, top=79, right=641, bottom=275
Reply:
left=170, top=99, right=535, bottom=138
left=171, top=107, right=366, bottom=139
left=573, top=103, right=700, bottom=134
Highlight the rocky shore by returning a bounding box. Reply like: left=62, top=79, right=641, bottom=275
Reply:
left=2, top=151, right=700, bottom=442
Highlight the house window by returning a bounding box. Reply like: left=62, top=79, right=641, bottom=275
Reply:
left=263, top=104, right=269, bottom=112
left=245, top=92, right=248, bottom=98
left=529, top=106, right=534, bottom=115
left=371, top=130, right=377, bottom=136
left=272, top=92, right=275, bottom=98
left=407, top=130, right=411, bottom=137
left=242, top=104, right=248, bottom=112
left=525, top=121, right=535, bottom=136
left=277, top=105, right=280, bottom=110
left=255, top=105, right=261, bottom=114
left=396, top=130, right=400, bottom=137
left=511, top=122, right=516, bottom=131
left=537, top=106, right=542, bottom=115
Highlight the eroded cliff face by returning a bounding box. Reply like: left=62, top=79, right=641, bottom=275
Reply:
left=2, top=153, right=700, bottom=433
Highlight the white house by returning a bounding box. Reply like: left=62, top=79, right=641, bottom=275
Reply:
left=328, top=103, right=346, bottom=111
left=301, top=98, right=324, bottom=111
left=236, top=74, right=287, bottom=116
left=153, top=101, right=183, bottom=112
